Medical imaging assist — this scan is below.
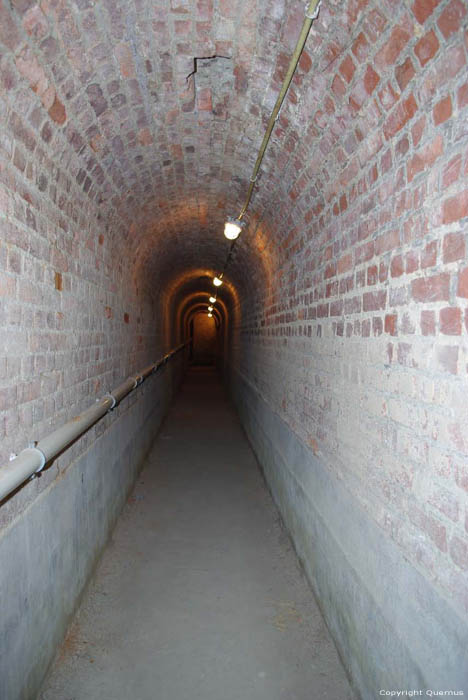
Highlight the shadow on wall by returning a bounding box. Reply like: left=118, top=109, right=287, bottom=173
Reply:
left=191, top=312, right=217, bottom=366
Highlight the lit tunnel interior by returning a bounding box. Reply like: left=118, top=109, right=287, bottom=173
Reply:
left=0, top=0, right=467, bottom=697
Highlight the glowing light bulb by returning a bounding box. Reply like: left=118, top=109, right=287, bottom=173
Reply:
left=208, top=312, right=213, bottom=317
left=213, top=276, right=223, bottom=287
left=209, top=296, right=216, bottom=304
left=208, top=306, right=213, bottom=312
left=224, top=218, right=242, bottom=240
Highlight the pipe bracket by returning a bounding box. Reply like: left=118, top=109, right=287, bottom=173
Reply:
left=25, top=444, right=47, bottom=476
left=102, top=393, right=117, bottom=411
left=305, top=0, right=321, bottom=20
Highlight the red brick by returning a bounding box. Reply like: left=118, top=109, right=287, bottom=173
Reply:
left=363, top=8, right=387, bottom=42
left=339, top=54, right=356, bottom=83
left=411, top=273, right=450, bottom=302
left=345, top=296, right=362, bottom=314
left=406, top=250, right=419, bottom=274
left=197, top=87, right=212, bottom=111
left=379, top=261, right=388, bottom=282
left=421, top=309, right=435, bottom=335
left=363, top=290, right=387, bottom=311
left=115, top=43, right=136, bottom=79
left=378, top=82, right=400, bottom=110
left=428, top=486, right=459, bottom=522
left=411, top=115, right=426, bottom=147
left=385, top=314, right=397, bottom=335
left=364, top=65, right=380, bottom=95
left=351, top=32, right=369, bottom=62
left=450, top=535, right=468, bottom=570
left=409, top=506, right=447, bottom=551
left=437, top=0, right=467, bottom=39
left=457, top=267, right=468, bottom=298
left=407, top=134, right=443, bottom=183
left=414, top=30, right=440, bottom=67
left=375, top=26, right=411, bottom=69
left=49, top=96, right=66, bottom=125
left=375, top=229, right=399, bottom=255
left=0, top=272, right=16, bottom=297
left=384, top=94, right=418, bottom=140
left=332, top=74, right=346, bottom=98
left=433, top=95, right=452, bottom=125
left=458, top=82, right=468, bottom=109
left=442, top=155, right=462, bottom=190
left=299, top=51, right=312, bottom=73
left=337, top=253, right=353, bottom=275
left=23, top=5, right=48, bottom=38
left=442, top=190, right=468, bottom=224
left=395, top=58, right=416, bottom=92
left=137, top=128, right=153, bottom=146
left=440, top=307, right=462, bottom=335
left=330, top=300, right=344, bottom=316
left=443, top=232, right=465, bottom=263
left=421, top=240, right=437, bottom=268
left=367, top=265, right=378, bottom=285
left=412, top=0, right=441, bottom=24
left=391, top=255, right=404, bottom=278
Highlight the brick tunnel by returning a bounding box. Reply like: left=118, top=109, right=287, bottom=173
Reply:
left=0, top=0, right=467, bottom=697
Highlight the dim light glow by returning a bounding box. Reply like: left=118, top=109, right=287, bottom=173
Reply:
left=209, top=296, right=216, bottom=304
left=224, top=218, right=242, bottom=240
left=213, top=276, right=223, bottom=287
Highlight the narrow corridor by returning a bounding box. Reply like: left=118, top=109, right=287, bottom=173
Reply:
left=39, top=369, right=354, bottom=700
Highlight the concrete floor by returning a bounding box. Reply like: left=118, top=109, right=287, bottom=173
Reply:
left=39, top=368, right=355, bottom=700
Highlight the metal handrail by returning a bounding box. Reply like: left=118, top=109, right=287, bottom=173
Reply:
left=0, top=341, right=189, bottom=502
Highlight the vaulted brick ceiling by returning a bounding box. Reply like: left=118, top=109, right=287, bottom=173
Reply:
left=3, top=0, right=465, bottom=314
left=1, top=0, right=370, bottom=304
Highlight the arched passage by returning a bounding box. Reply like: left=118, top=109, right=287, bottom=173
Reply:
left=190, top=311, right=217, bottom=365
left=0, top=0, right=467, bottom=697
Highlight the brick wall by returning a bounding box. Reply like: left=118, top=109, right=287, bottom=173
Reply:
left=0, top=0, right=164, bottom=526
left=0, top=0, right=467, bottom=693
left=229, top=0, right=468, bottom=640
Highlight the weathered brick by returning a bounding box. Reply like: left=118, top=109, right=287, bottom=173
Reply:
left=437, top=0, right=467, bottom=39
left=433, top=96, right=452, bottom=125
left=384, top=95, right=418, bottom=140
left=443, top=232, right=465, bottom=264
left=440, top=307, right=462, bottom=335
left=450, top=536, right=468, bottom=570
left=414, top=30, right=440, bottom=67
left=412, top=0, right=441, bottom=24
left=442, top=190, right=468, bottom=224
left=363, top=290, right=387, bottom=311
left=412, top=273, right=450, bottom=302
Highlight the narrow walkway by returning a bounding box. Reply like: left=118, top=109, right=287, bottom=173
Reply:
left=39, top=368, right=354, bottom=700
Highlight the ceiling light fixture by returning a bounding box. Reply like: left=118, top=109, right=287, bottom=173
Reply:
left=213, top=275, right=223, bottom=287
left=209, top=296, right=216, bottom=304
left=224, top=218, right=243, bottom=241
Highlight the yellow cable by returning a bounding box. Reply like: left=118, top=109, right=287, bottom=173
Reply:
left=238, top=0, right=321, bottom=221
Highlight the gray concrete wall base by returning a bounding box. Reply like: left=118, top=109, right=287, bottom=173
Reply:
left=0, top=360, right=184, bottom=700
left=229, top=366, right=468, bottom=699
